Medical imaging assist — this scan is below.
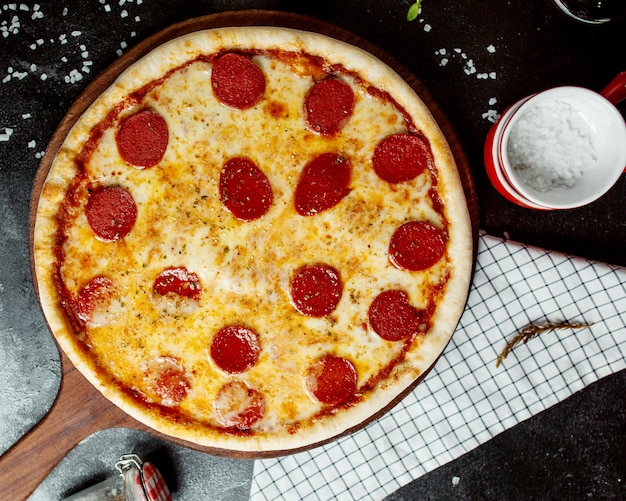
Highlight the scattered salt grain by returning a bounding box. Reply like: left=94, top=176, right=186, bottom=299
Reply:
left=120, top=9, right=128, bottom=18
left=5, top=14, right=20, bottom=35
left=22, top=112, right=32, bottom=119
left=435, top=45, right=497, bottom=81
left=423, top=23, right=432, bottom=32
left=71, top=30, right=81, bottom=37
left=463, top=60, right=476, bottom=75
left=486, top=44, right=496, bottom=53
left=482, top=109, right=500, bottom=123
left=31, top=4, right=43, bottom=20
left=483, top=99, right=501, bottom=123
left=64, top=68, right=83, bottom=84
left=104, top=4, right=111, bottom=12
left=507, top=101, right=597, bottom=192
left=0, top=127, right=14, bottom=141
left=28, top=139, right=36, bottom=148
left=452, top=476, right=460, bottom=486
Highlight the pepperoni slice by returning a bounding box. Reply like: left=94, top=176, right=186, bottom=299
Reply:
left=306, top=355, right=357, bottom=405
left=304, top=78, right=355, bottom=135
left=148, top=356, right=190, bottom=407
left=215, top=381, right=265, bottom=429
left=389, top=221, right=447, bottom=271
left=211, top=53, right=265, bottom=110
left=290, top=264, right=342, bottom=317
left=368, top=290, right=427, bottom=341
left=116, top=110, right=169, bottom=168
left=294, top=153, right=351, bottom=216
left=372, top=133, right=432, bottom=183
left=210, top=325, right=261, bottom=374
left=74, top=275, right=115, bottom=324
left=86, top=186, right=137, bottom=241
left=153, top=267, right=201, bottom=300
left=219, top=157, right=273, bottom=221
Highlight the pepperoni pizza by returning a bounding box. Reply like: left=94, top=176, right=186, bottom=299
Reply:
left=32, top=26, right=473, bottom=453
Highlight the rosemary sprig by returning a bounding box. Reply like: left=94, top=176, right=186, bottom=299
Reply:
left=496, top=321, right=594, bottom=368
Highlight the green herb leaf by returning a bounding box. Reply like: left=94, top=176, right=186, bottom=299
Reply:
left=496, top=321, right=593, bottom=368
left=407, top=1, right=422, bottom=21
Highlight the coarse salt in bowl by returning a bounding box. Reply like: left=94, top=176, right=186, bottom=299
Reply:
left=499, top=86, right=626, bottom=209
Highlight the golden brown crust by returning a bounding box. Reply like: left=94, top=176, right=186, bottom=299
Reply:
left=33, top=26, right=472, bottom=453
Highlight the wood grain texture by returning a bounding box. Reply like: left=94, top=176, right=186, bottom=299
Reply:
left=2, top=10, right=478, bottom=500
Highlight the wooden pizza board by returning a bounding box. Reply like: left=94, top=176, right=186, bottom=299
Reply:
left=0, top=10, right=479, bottom=500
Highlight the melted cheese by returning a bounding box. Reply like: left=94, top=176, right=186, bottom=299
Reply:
left=57, top=52, right=452, bottom=435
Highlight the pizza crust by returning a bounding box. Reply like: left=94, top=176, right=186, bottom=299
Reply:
left=33, top=26, right=473, bottom=454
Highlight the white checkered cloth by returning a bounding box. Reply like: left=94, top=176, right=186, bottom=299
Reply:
left=249, top=233, right=626, bottom=500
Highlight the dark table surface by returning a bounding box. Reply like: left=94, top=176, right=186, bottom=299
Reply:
left=1, top=1, right=624, bottom=499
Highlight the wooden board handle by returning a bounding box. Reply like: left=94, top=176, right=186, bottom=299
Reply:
left=0, top=351, right=140, bottom=500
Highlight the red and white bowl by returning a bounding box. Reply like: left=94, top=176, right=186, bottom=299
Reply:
left=484, top=73, right=626, bottom=210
